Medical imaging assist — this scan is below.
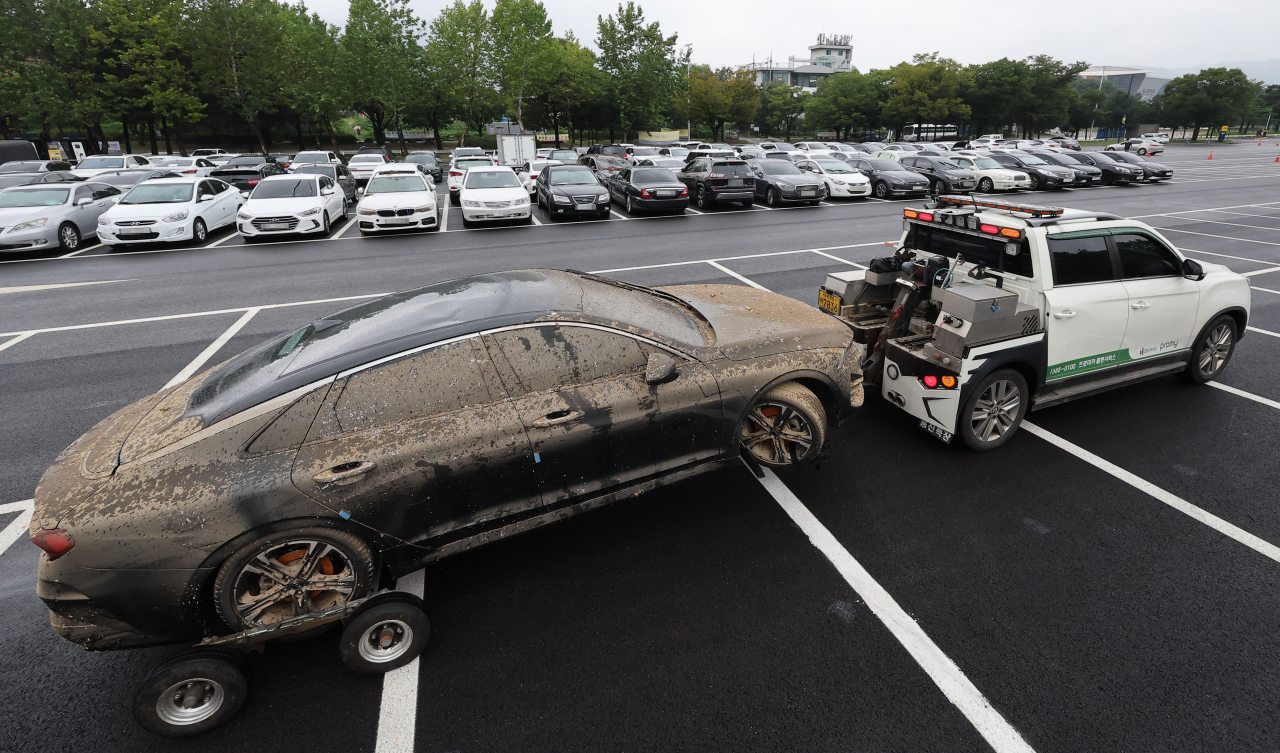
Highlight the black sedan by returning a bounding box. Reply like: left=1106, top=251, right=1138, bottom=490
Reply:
left=987, top=152, right=1075, bottom=190
left=747, top=159, right=824, bottom=206
left=1100, top=150, right=1174, bottom=182
left=899, top=155, right=978, bottom=193
left=605, top=166, right=689, bottom=214
left=535, top=163, right=610, bottom=219
left=1059, top=152, right=1141, bottom=185
left=845, top=156, right=930, bottom=198
left=33, top=269, right=858, bottom=662
left=404, top=151, right=443, bottom=182
left=210, top=161, right=289, bottom=193
left=1026, top=150, right=1102, bottom=185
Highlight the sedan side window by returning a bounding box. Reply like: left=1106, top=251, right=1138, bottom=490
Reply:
left=73, top=185, right=94, bottom=203
left=91, top=184, right=120, bottom=200
left=1048, top=234, right=1116, bottom=286
left=487, top=326, right=649, bottom=396
left=332, top=338, right=493, bottom=433
left=1113, top=232, right=1181, bottom=278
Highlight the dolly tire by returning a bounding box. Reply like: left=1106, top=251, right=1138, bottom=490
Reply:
left=213, top=527, right=376, bottom=634
left=1183, top=314, right=1237, bottom=384
left=339, top=593, right=431, bottom=674
left=133, top=649, right=249, bottom=738
left=959, top=369, right=1028, bottom=451
left=739, top=382, right=826, bottom=468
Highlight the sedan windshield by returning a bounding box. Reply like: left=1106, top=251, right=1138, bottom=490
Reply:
left=455, top=158, right=493, bottom=170
left=1107, top=152, right=1143, bottom=163
left=757, top=161, right=802, bottom=175
left=367, top=175, right=429, bottom=193
left=549, top=168, right=598, bottom=186
left=969, top=158, right=1002, bottom=169
left=465, top=171, right=521, bottom=189
left=866, top=159, right=904, bottom=171
left=1018, top=155, right=1049, bottom=166
left=78, top=157, right=125, bottom=169
left=98, top=172, right=151, bottom=186
left=936, top=160, right=964, bottom=170
left=293, top=165, right=337, bottom=179
left=772, top=143, right=798, bottom=151
left=631, top=168, right=678, bottom=183
left=0, top=188, right=68, bottom=207
left=251, top=179, right=317, bottom=198
left=549, top=150, right=578, bottom=162
left=0, top=161, right=43, bottom=173
left=121, top=183, right=194, bottom=204
left=815, top=160, right=854, bottom=173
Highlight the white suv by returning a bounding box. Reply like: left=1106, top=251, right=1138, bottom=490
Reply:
left=818, top=197, right=1251, bottom=450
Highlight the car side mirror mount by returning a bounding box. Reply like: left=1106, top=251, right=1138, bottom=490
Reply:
left=321, top=187, right=334, bottom=195
left=76, top=197, right=93, bottom=206
left=645, top=352, right=679, bottom=385
left=199, top=194, right=214, bottom=202
left=1182, top=258, right=1206, bottom=281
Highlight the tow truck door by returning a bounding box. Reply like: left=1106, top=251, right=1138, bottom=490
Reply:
left=1042, top=231, right=1130, bottom=382
left=1111, top=231, right=1200, bottom=361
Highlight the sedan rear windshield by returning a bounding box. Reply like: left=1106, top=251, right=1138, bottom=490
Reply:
left=548, top=150, right=578, bottom=162
left=0, top=161, right=43, bottom=173
left=294, top=152, right=332, bottom=163
left=367, top=175, right=428, bottom=193
left=121, top=184, right=193, bottom=204
left=465, top=171, right=521, bottom=188
left=757, top=161, right=802, bottom=175
left=549, top=168, right=598, bottom=186
left=405, top=154, right=438, bottom=163
left=350, top=155, right=386, bottom=164
left=631, top=168, right=678, bottom=183
left=0, top=188, right=68, bottom=206
left=455, top=159, right=493, bottom=170
left=252, top=179, right=317, bottom=198
left=226, top=157, right=267, bottom=165
left=293, top=165, right=337, bottom=178
left=78, top=157, right=125, bottom=169
left=711, top=162, right=750, bottom=175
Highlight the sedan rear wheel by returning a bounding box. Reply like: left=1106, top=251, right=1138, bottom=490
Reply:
left=739, top=382, right=827, bottom=468
left=213, top=528, right=375, bottom=633
left=1137, top=148, right=1148, bottom=156
left=626, top=195, right=636, bottom=214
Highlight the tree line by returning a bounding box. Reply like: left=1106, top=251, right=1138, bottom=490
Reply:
left=2, top=0, right=1276, bottom=155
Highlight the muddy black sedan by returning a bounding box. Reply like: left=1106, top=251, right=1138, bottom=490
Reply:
left=605, top=166, right=689, bottom=214
left=32, top=270, right=861, bottom=652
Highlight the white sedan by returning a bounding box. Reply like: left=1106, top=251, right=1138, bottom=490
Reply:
left=356, top=167, right=438, bottom=235
left=447, top=155, right=498, bottom=205
left=947, top=154, right=1029, bottom=192
left=236, top=173, right=347, bottom=239
left=794, top=157, right=871, bottom=199
left=346, top=154, right=392, bottom=186
left=98, top=177, right=241, bottom=246
left=147, top=157, right=219, bottom=177
left=71, top=154, right=155, bottom=178
left=521, top=158, right=563, bottom=192
left=459, top=166, right=532, bottom=227
left=1105, top=139, right=1164, bottom=156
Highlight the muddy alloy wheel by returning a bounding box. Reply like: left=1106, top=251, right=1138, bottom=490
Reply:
left=58, top=222, right=80, bottom=251
left=739, top=382, right=827, bottom=468
left=214, top=528, right=374, bottom=632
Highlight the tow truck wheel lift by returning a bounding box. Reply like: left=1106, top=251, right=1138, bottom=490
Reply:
left=132, top=589, right=430, bottom=737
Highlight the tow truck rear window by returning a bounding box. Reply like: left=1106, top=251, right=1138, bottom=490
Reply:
left=906, top=224, right=1034, bottom=278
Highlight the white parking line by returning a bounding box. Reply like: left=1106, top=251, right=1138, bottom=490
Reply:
left=207, top=231, right=241, bottom=248
left=589, top=241, right=888, bottom=275
left=162, top=308, right=260, bottom=390
left=0, top=332, right=35, bottom=354
left=1254, top=286, right=1280, bottom=295
left=0, top=279, right=132, bottom=296
left=1180, top=248, right=1272, bottom=265
left=1022, top=422, right=1280, bottom=565
left=756, top=470, right=1036, bottom=753
left=705, top=260, right=769, bottom=290
left=59, top=241, right=100, bottom=258
left=1153, top=216, right=1280, bottom=233
left=1158, top=227, right=1280, bottom=247
left=1248, top=326, right=1280, bottom=338
left=1208, top=381, right=1280, bottom=410
left=0, top=499, right=35, bottom=556
left=1210, top=210, right=1280, bottom=221
left=530, top=214, right=542, bottom=226
left=374, top=568, right=425, bottom=753
left=609, top=210, right=631, bottom=221
left=1243, top=266, right=1280, bottom=277
left=1129, top=200, right=1280, bottom=219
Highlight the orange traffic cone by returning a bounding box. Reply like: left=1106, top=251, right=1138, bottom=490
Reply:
left=1208, top=151, right=1213, bottom=159
left=1274, top=154, right=1279, bottom=163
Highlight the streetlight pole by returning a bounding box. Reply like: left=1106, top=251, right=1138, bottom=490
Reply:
left=683, top=43, right=692, bottom=141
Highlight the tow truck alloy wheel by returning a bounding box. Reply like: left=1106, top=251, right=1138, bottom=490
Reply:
left=1185, top=315, right=1237, bottom=383
left=959, top=369, right=1028, bottom=451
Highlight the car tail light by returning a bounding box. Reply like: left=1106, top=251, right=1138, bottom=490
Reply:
left=708, top=172, right=726, bottom=178
left=450, top=170, right=462, bottom=177
left=917, top=212, right=934, bottom=221
left=980, top=224, right=999, bottom=234
left=31, top=527, right=74, bottom=561
left=679, top=187, right=689, bottom=197
left=182, top=169, right=196, bottom=174
left=640, top=189, right=652, bottom=198
left=247, top=179, right=260, bottom=185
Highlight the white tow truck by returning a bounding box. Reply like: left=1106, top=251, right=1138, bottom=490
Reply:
left=818, top=195, right=1252, bottom=450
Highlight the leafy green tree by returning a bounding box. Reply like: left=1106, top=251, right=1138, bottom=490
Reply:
left=343, top=0, right=423, bottom=151
left=677, top=65, right=758, bottom=141
left=532, top=32, right=603, bottom=146
left=804, top=69, right=878, bottom=139
left=490, top=0, right=552, bottom=130
left=188, top=0, right=283, bottom=154
left=409, top=39, right=462, bottom=149
left=962, top=58, right=1029, bottom=136
left=1161, top=67, right=1262, bottom=140
left=27, top=0, right=116, bottom=149
left=429, top=0, right=493, bottom=146
left=880, top=53, right=972, bottom=139
left=280, top=5, right=348, bottom=151
left=1017, top=55, right=1088, bottom=136
left=758, top=83, right=807, bottom=141
left=595, top=2, right=686, bottom=142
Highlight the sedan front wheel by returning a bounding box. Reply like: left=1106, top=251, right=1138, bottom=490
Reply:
left=57, top=222, right=81, bottom=251
left=739, top=382, right=827, bottom=467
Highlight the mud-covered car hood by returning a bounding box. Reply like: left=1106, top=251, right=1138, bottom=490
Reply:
left=660, top=284, right=851, bottom=360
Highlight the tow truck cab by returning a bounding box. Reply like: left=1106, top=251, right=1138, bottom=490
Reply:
left=818, top=195, right=1251, bottom=450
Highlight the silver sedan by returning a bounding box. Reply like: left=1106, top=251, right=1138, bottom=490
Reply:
left=0, top=182, right=121, bottom=253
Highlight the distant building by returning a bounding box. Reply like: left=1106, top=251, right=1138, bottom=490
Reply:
left=1078, top=66, right=1172, bottom=101
left=747, top=33, right=853, bottom=92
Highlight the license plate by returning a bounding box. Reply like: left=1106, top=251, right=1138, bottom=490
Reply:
left=919, top=420, right=953, bottom=444
left=576, top=203, right=594, bottom=209
left=381, top=219, right=413, bottom=225
left=119, top=228, right=149, bottom=235
left=818, top=289, right=842, bottom=314
left=729, top=179, right=743, bottom=187
left=800, top=189, right=816, bottom=196
left=262, top=223, right=287, bottom=230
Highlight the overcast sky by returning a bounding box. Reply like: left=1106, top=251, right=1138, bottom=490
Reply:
left=302, top=0, right=1279, bottom=75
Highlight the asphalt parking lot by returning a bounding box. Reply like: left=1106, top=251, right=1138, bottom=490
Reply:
left=2, top=143, right=1279, bottom=752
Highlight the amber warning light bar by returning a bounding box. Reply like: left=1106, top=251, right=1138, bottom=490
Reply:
left=933, top=194, right=1064, bottom=217
left=903, top=208, right=1024, bottom=239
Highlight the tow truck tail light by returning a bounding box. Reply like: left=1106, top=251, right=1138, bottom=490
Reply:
left=1000, top=227, right=1021, bottom=238
left=922, top=375, right=938, bottom=388
left=941, top=376, right=956, bottom=388
left=980, top=224, right=999, bottom=234
left=31, top=527, right=74, bottom=561
left=917, top=212, right=934, bottom=221
left=903, top=209, right=919, bottom=218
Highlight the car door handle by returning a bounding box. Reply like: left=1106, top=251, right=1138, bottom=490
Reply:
left=1131, top=301, right=1150, bottom=310
left=313, top=460, right=376, bottom=484
left=530, top=409, right=584, bottom=428
left=1053, top=310, right=1076, bottom=319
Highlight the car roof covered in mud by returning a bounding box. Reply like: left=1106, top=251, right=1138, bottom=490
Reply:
left=186, top=270, right=714, bottom=425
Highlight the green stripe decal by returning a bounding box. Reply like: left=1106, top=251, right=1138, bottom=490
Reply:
left=1047, top=342, right=1188, bottom=381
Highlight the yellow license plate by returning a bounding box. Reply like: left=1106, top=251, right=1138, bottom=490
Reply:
left=818, top=289, right=842, bottom=314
